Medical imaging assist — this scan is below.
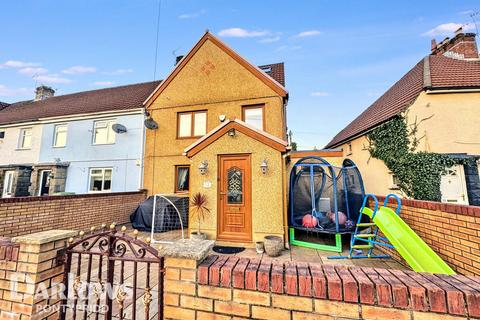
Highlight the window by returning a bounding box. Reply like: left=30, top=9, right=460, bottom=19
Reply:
left=177, top=111, right=207, bottom=138
left=89, top=168, right=112, bottom=192
left=0, top=131, right=5, bottom=139
left=175, top=165, right=190, bottom=193
left=390, top=173, right=400, bottom=190
left=18, top=128, right=32, bottom=149
left=53, top=124, right=67, bottom=147
left=93, top=120, right=116, bottom=144
left=242, top=105, right=264, bottom=130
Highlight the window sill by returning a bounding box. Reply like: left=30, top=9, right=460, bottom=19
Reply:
left=16, top=148, right=31, bottom=151
left=52, top=146, right=66, bottom=149
left=88, top=190, right=112, bottom=194
left=92, top=143, right=116, bottom=146
left=389, top=185, right=400, bottom=190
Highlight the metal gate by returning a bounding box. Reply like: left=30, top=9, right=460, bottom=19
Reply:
left=60, top=225, right=164, bottom=320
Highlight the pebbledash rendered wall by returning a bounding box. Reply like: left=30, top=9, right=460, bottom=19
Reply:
left=0, top=191, right=146, bottom=237
left=372, top=196, right=480, bottom=276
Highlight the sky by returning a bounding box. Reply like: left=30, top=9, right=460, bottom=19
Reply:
left=0, top=1, right=478, bottom=148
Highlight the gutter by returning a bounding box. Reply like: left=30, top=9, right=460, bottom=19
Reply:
left=425, top=87, right=480, bottom=94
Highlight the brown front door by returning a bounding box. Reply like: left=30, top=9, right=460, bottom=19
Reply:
left=218, top=154, right=252, bottom=242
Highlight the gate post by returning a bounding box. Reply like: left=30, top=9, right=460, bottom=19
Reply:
left=0, top=230, right=76, bottom=320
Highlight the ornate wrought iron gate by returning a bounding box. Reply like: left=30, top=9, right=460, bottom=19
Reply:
left=60, top=225, right=164, bottom=320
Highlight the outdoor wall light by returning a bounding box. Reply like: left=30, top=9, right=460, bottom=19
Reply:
left=199, top=160, right=209, bottom=175
left=228, top=128, right=236, bottom=137
left=260, top=159, right=268, bottom=174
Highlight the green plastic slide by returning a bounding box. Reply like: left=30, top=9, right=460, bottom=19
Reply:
left=362, top=206, right=455, bottom=275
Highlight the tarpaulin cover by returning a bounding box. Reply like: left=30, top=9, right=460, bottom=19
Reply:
left=130, top=196, right=189, bottom=232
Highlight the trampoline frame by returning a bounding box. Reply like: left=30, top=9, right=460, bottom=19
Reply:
left=289, top=157, right=365, bottom=252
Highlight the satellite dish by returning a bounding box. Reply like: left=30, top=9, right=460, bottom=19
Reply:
left=144, top=118, right=158, bottom=130
left=112, top=124, right=127, bottom=134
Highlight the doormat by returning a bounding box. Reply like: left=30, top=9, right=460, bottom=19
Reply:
left=212, top=245, right=245, bottom=254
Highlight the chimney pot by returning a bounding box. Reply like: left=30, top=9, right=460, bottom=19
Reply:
left=431, top=39, right=437, bottom=51
left=35, top=85, right=55, bottom=101
left=455, top=26, right=463, bottom=36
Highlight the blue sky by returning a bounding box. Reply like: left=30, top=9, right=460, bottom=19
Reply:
left=0, top=1, right=478, bottom=148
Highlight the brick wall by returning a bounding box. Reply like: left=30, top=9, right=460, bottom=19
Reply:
left=0, top=191, right=146, bottom=237
left=372, top=196, right=480, bottom=276
left=0, top=230, right=76, bottom=320
left=164, top=255, right=480, bottom=320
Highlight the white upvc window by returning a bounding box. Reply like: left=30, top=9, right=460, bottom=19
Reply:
left=89, top=168, right=112, bottom=192
left=53, top=124, right=68, bottom=147
left=18, top=128, right=32, bottom=149
left=93, top=119, right=116, bottom=145
left=177, top=111, right=207, bottom=138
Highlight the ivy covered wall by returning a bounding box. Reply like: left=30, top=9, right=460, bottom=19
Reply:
left=366, top=115, right=469, bottom=201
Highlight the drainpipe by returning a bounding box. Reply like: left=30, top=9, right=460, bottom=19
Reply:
left=139, top=108, right=147, bottom=190
left=282, top=152, right=290, bottom=249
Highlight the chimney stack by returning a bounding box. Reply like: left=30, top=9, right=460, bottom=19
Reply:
left=430, top=28, right=479, bottom=59
left=35, top=85, right=55, bottom=101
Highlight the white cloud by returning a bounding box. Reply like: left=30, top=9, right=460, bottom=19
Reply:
left=18, top=67, right=48, bottom=76
left=178, top=9, right=206, bottom=19
left=422, top=22, right=474, bottom=37
left=36, top=74, right=72, bottom=84
left=218, top=28, right=269, bottom=38
left=104, top=68, right=133, bottom=75
left=0, top=85, right=32, bottom=97
left=61, top=66, right=97, bottom=74
left=311, top=91, right=329, bottom=97
left=0, top=60, right=40, bottom=68
left=93, top=81, right=115, bottom=86
left=258, top=36, right=280, bottom=43
left=295, top=30, right=322, bottom=38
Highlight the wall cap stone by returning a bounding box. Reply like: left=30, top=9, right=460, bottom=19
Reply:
left=158, top=239, right=214, bottom=261
left=12, top=230, right=77, bottom=245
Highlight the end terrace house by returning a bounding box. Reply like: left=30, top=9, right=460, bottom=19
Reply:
left=143, top=31, right=290, bottom=245
left=0, top=82, right=159, bottom=197
left=326, top=28, right=480, bottom=206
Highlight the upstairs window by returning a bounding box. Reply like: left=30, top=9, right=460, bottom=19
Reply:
left=242, top=105, right=264, bottom=130
left=53, top=124, right=68, bottom=147
left=18, top=128, right=32, bottom=149
left=89, top=168, right=112, bottom=192
left=93, top=119, right=116, bottom=144
left=177, top=111, right=207, bottom=138
left=0, top=131, right=5, bottom=139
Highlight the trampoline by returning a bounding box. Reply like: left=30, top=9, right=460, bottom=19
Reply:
left=289, top=156, right=365, bottom=252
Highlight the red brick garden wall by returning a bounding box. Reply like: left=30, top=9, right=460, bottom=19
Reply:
left=0, top=191, right=146, bottom=237
left=164, top=255, right=480, bottom=319
left=372, top=196, right=480, bottom=276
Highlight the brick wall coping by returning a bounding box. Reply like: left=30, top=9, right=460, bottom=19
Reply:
left=12, top=230, right=77, bottom=245
left=377, top=195, right=480, bottom=217
left=158, top=239, right=214, bottom=260
left=0, top=237, right=19, bottom=261
left=197, top=255, right=480, bottom=318
left=0, top=190, right=146, bottom=204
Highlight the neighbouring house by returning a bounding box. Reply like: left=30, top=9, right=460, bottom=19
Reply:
left=143, top=31, right=291, bottom=245
left=326, top=28, right=480, bottom=206
left=0, top=82, right=159, bottom=197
